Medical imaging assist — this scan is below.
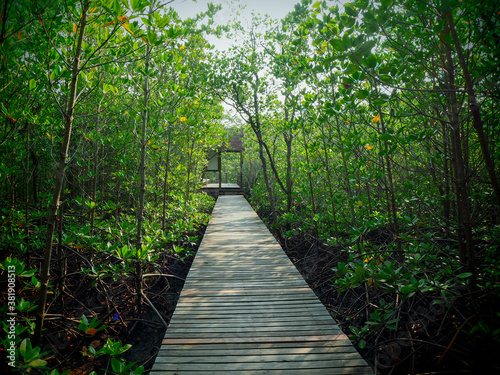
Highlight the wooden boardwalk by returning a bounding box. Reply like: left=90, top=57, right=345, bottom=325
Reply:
left=151, top=195, right=373, bottom=374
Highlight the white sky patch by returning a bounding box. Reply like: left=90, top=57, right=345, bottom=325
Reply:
left=169, top=0, right=299, bottom=50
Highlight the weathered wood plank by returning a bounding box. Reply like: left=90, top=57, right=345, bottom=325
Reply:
left=157, top=345, right=359, bottom=356
left=150, top=368, right=373, bottom=375
left=179, top=287, right=312, bottom=296
left=175, top=299, right=318, bottom=306
left=164, top=326, right=342, bottom=335
left=151, top=358, right=370, bottom=371
left=161, top=334, right=350, bottom=345
left=174, top=299, right=321, bottom=308
left=164, top=331, right=344, bottom=339
left=157, top=341, right=358, bottom=350
left=169, top=316, right=336, bottom=325
left=167, top=320, right=336, bottom=328
left=155, top=352, right=364, bottom=364
left=169, top=311, right=332, bottom=319
left=150, top=196, right=373, bottom=374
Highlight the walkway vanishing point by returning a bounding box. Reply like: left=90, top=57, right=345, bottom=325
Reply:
left=151, top=195, right=374, bottom=374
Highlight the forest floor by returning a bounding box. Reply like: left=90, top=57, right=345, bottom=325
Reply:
left=277, top=231, right=500, bottom=375
left=33, top=233, right=202, bottom=374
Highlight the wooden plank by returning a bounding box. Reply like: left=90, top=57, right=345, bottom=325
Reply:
left=177, top=296, right=319, bottom=304
left=179, top=287, right=311, bottom=296
left=155, top=352, right=364, bottom=364
left=171, top=307, right=333, bottom=316
left=165, top=326, right=342, bottom=334
left=187, top=274, right=299, bottom=279
left=151, top=358, right=370, bottom=371
left=167, top=313, right=332, bottom=320
left=157, top=345, right=359, bottom=356
left=162, top=334, right=349, bottom=345
left=167, top=320, right=336, bottom=328
left=156, top=341, right=358, bottom=350
left=150, top=368, right=373, bottom=375
left=164, top=332, right=344, bottom=339
left=172, top=305, right=331, bottom=313
left=182, top=281, right=309, bottom=287
left=169, top=316, right=336, bottom=325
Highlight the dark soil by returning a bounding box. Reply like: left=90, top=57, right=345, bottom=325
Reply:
left=274, top=231, right=500, bottom=375
left=21, top=220, right=208, bottom=375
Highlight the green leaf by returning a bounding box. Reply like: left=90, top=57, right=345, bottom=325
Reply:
left=372, top=99, right=387, bottom=106
left=400, top=285, right=414, bottom=294
left=131, top=366, right=145, bottom=375
left=130, top=0, right=142, bottom=12
left=113, top=0, right=121, bottom=16
left=28, top=359, right=47, bottom=368
left=112, top=358, right=124, bottom=373
left=344, top=63, right=358, bottom=75
left=147, top=30, right=157, bottom=45
left=365, top=54, right=378, bottom=68
left=457, top=272, right=473, bottom=278
left=29, top=79, right=36, bottom=91
left=141, top=17, right=152, bottom=27
left=357, top=90, right=369, bottom=100
left=355, top=40, right=376, bottom=57
left=312, top=1, right=321, bottom=9
left=344, top=4, right=358, bottom=17
left=379, top=133, right=393, bottom=141
left=20, top=339, right=28, bottom=356
left=365, top=20, right=379, bottom=35
left=379, top=74, right=392, bottom=83
left=330, top=39, right=345, bottom=51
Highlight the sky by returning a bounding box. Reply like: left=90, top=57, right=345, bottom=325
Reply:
left=168, top=0, right=300, bottom=50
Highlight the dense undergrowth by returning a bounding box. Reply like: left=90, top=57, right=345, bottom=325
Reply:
left=252, top=204, right=500, bottom=374
left=1, top=193, right=214, bottom=374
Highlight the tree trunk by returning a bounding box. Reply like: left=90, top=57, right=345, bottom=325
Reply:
left=302, top=126, right=318, bottom=238
left=136, top=6, right=153, bottom=308
left=284, top=131, right=293, bottom=214
left=444, top=32, right=476, bottom=289
left=254, top=125, right=278, bottom=226
left=162, top=127, right=172, bottom=231
left=445, top=9, right=500, bottom=214
left=34, top=0, right=89, bottom=345
left=378, top=109, right=403, bottom=263
left=335, top=117, right=356, bottom=226
left=319, top=121, right=338, bottom=234
left=185, top=128, right=192, bottom=204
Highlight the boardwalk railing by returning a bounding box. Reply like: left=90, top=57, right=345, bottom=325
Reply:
left=151, top=195, right=374, bottom=374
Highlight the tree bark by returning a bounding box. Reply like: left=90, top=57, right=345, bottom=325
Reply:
left=34, top=0, right=89, bottom=345
left=136, top=5, right=153, bottom=308
left=162, top=127, right=172, bottom=231
left=378, top=109, right=403, bottom=263
left=444, top=30, right=476, bottom=288
left=319, top=121, right=338, bottom=235
left=445, top=9, right=500, bottom=214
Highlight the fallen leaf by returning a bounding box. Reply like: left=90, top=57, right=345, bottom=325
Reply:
left=85, top=328, right=97, bottom=336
